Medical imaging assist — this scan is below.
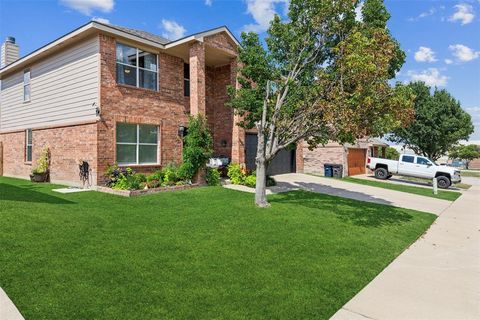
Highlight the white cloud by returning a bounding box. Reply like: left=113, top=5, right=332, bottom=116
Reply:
left=449, top=44, right=480, bottom=62
left=60, top=0, right=114, bottom=16
left=160, top=19, right=186, bottom=40
left=414, top=46, right=437, bottom=62
left=205, top=0, right=213, bottom=6
left=409, top=7, right=436, bottom=21
left=407, top=68, right=448, bottom=87
left=92, top=17, right=110, bottom=24
left=243, top=0, right=289, bottom=33
left=355, top=1, right=364, bottom=22
left=445, top=58, right=453, bottom=65
left=449, top=3, right=475, bottom=25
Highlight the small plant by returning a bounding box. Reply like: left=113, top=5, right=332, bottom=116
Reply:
left=244, top=174, right=256, bottom=188
left=32, top=147, right=50, bottom=174
left=162, top=164, right=179, bottom=186
left=206, top=167, right=221, bottom=186
left=227, top=163, right=245, bottom=185
left=30, top=147, right=50, bottom=182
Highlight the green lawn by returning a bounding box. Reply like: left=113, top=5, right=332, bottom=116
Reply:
left=0, top=177, right=435, bottom=320
left=342, top=177, right=461, bottom=201
left=461, top=170, right=480, bottom=178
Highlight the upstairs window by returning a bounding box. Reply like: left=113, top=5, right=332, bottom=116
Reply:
left=25, top=129, right=32, bottom=162
left=23, top=69, right=30, bottom=102
left=116, top=43, right=158, bottom=90
left=116, top=123, right=158, bottom=165
left=184, top=63, right=190, bottom=97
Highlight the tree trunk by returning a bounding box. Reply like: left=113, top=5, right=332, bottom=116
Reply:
left=255, top=158, right=269, bottom=207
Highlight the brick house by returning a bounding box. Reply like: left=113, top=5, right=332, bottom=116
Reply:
left=0, top=21, right=380, bottom=186
left=0, top=22, right=249, bottom=186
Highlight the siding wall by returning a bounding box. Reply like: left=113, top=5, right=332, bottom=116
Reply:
left=0, top=36, right=99, bottom=131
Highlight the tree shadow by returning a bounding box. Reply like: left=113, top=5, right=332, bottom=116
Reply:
left=0, top=183, right=74, bottom=204
left=269, top=189, right=413, bottom=228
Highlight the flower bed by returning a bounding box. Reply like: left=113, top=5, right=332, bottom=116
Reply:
left=96, top=183, right=200, bottom=197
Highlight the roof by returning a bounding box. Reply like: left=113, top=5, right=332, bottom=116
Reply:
left=107, top=24, right=169, bottom=45
left=0, top=21, right=240, bottom=77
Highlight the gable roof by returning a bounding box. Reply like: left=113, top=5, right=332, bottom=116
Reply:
left=0, top=21, right=239, bottom=77
left=107, top=24, right=169, bottom=45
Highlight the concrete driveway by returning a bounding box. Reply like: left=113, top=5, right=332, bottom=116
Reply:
left=331, top=185, right=480, bottom=320
left=271, top=173, right=453, bottom=215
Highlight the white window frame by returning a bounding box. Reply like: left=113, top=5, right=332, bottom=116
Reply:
left=23, top=69, right=31, bottom=102
left=25, top=129, right=32, bottom=162
left=116, top=43, right=158, bottom=91
left=116, top=124, right=159, bottom=165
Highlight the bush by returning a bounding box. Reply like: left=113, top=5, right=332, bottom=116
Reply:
left=182, top=115, right=213, bottom=180
left=162, top=163, right=180, bottom=186
left=206, top=168, right=221, bottom=186
left=227, top=163, right=245, bottom=185
left=244, top=174, right=256, bottom=188
left=32, top=147, right=50, bottom=174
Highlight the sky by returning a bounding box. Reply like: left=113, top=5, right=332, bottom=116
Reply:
left=0, top=0, right=479, bottom=140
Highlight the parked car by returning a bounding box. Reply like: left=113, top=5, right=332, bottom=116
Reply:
left=367, top=154, right=461, bottom=189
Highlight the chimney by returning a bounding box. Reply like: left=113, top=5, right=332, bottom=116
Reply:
left=1, top=36, right=20, bottom=68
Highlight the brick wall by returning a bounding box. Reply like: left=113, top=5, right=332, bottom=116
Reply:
left=0, top=123, right=97, bottom=185
left=98, top=35, right=188, bottom=184
left=303, top=144, right=346, bottom=175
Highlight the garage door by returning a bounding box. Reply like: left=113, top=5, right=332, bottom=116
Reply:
left=347, top=148, right=366, bottom=176
left=245, top=133, right=296, bottom=175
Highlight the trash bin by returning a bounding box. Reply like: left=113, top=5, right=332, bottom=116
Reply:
left=332, top=164, right=343, bottom=178
left=324, top=164, right=333, bottom=177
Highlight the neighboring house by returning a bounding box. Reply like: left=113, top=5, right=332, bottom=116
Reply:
left=302, top=138, right=388, bottom=177
left=0, top=21, right=245, bottom=185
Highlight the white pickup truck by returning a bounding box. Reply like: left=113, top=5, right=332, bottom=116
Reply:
left=367, top=154, right=461, bottom=189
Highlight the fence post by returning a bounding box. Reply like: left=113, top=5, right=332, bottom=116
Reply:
left=432, top=177, right=438, bottom=195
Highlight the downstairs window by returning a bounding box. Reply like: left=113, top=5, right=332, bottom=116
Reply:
left=116, top=123, right=158, bottom=165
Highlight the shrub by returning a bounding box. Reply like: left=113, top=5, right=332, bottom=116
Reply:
left=136, top=173, right=147, bottom=183
left=32, top=147, right=50, bottom=174
left=150, top=170, right=164, bottom=183
left=206, top=168, right=221, bottom=186
left=244, top=174, right=256, bottom=188
left=182, top=115, right=213, bottom=180
left=227, top=163, right=245, bottom=185
left=162, top=164, right=179, bottom=186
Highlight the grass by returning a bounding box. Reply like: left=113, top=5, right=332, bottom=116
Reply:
left=341, top=177, right=461, bottom=201
left=0, top=177, right=436, bottom=320
left=461, top=170, right=480, bottom=178
left=397, top=175, right=471, bottom=190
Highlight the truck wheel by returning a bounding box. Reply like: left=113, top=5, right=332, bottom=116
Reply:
left=436, top=176, right=451, bottom=189
left=374, top=168, right=389, bottom=180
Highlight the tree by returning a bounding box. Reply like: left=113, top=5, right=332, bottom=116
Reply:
left=385, top=147, right=400, bottom=160
left=449, top=144, right=480, bottom=169
left=389, top=82, right=474, bottom=161
left=228, top=0, right=414, bottom=207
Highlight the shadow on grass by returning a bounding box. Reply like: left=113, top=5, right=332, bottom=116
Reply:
left=270, top=190, right=413, bottom=227
left=0, top=183, right=74, bottom=204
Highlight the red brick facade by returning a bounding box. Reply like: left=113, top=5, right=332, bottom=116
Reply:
left=0, top=32, right=243, bottom=186
left=0, top=123, right=98, bottom=185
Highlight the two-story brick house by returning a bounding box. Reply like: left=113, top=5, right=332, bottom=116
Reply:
left=0, top=21, right=250, bottom=186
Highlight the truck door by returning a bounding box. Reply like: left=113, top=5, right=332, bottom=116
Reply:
left=398, top=155, right=416, bottom=176
left=415, top=156, right=436, bottom=178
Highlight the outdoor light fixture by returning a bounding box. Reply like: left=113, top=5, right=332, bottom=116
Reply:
left=178, top=125, right=187, bottom=137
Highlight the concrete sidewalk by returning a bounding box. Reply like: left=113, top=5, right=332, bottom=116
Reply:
left=270, top=174, right=453, bottom=215
left=0, top=288, right=24, bottom=320
left=331, top=186, right=480, bottom=320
